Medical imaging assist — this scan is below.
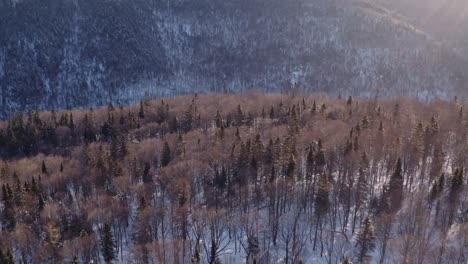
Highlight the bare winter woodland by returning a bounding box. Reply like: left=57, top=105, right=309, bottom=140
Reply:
left=0, top=93, right=466, bottom=263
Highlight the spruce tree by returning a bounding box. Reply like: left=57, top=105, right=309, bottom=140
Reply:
left=38, top=194, right=45, bottom=211
left=142, top=162, right=152, bottom=183
left=1, top=184, right=15, bottom=230
left=313, top=173, right=330, bottom=250
left=450, top=168, right=463, bottom=203
left=176, top=134, right=186, bottom=158
left=101, top=223, right=117, bottom=264
left=83, top=114, right=97, bottom=144
left=387, top=158, right=404, bottom=213
left=161, top=142, right=172, bottom=167
left=314, top=140, right=326, bottom=174
left=449, top=168, right=464, bottom=223
left=311, top=100, right=317, bottom=115
left=139, top=100, right=145, bottom=119
left=41, top=160, right=48, bottom=174
left=355, top=217, right=376, bottom=264
left=269, top=106, right=275, bottom=119
left=429, top=173, right=444, bottom=204
left=69, top=113, right=75, bottom=130
left=236, top=104, right=244, bottom=125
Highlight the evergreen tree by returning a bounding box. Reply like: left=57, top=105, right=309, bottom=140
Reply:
left=161, top=142, right=172, bottom=167
left=132, top=197, right=152, bottom=250
left=311, top=100, right=317, bottom=115
left=314, top=140, right=326, bottom=174
left=448, top=168, right=464, bottom=223
left=353, top=152, right=369, bottom=232
left=101, top=223, right=117, bottom=264
left=69, top=113, right=75, bottom=130
left=429, top=173, right=444, bottom=204
left=387, top=158, right=404, bottom=213
left=156, top=101, right=168, bottom=124
left=83, top=114, right=97, bottom=144
left=142, top=162, right=152, bottom=183
left=313, top=173, right=330, bottom=250
left=284, top=154, right=296, bottom=179
left=288, top=105, right=300, bottom=133
left=269, top=106, right=275, bottom=119
left=38, top=194, right=45, bottom=211
left=320, top=103, right=327, bottom=114
left=235, top=104, right=244, bottom=125
left=176, top=134, right=186, bottom=158
left=139, top=100, right=145, bottom=119
left=1, top=184, right=15, bottom=230
left=450, top=168, right=464, bottom=203
left=355, top=217, right=376, bottom=264
left=169, top=116, right=179, bottom=133
left=41, top=160, right=48, bottom=174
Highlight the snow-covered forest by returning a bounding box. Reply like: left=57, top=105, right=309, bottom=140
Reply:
left=0, top=93, right=466, bottom=263
left=0, top=0, right=467, bottom=118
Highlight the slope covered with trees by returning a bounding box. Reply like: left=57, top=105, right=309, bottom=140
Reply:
left=0, top=93, right=466, bottom=263
left=0, top=0, right=467, bottom=117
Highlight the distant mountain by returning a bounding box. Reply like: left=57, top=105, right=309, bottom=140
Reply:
left=0, top=0, right=467, bottom=117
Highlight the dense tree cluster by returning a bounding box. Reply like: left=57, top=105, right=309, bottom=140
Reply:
left=0, top=93, right=466, bottom=263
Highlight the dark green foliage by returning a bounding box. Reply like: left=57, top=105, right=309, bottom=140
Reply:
left=314, top=173, right=330, bottom=219
left=387, top=158, right=404, bottom=213
left=356, top=153, right=369, bottom=208
left=160, top=142, right=171, bottom=167
left=450, top=168, right=464, bottom=203
left=101, top=223, right=117, bottom=264
left=41, top=160, right=48, bottom=174
left=83, top=114, right=97, bottom=144
left=38, top=194, right=45, bottom=211
left=142, top=162, right=152, bottom=183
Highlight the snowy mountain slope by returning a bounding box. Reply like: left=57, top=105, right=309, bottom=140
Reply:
left=0, top=0, right=466, bottom=117
left=377, top=0, right=468, bottom=56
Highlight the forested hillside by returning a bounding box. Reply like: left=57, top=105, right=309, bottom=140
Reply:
left=0, top=0, right=467, bottom=117
left=0, top=93, right=466, bottom=263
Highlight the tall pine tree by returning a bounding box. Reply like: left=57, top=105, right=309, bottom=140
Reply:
left=101, top=223, right=117, bottom=264
left=355, top=217, right=376, bottom=264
